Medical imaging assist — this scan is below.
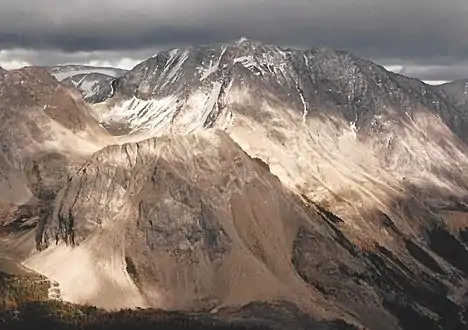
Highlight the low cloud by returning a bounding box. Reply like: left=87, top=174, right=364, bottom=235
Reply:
left=0, top=1, right=467, bottom=81
left=0, top=48, right=156, bottom=70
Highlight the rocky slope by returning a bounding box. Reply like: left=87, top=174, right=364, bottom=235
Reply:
left=1, top=40, right=468, bottom=329
left=29, top=131, right=321, bottom=311
left=91, top=39, right=468, bottom=141
left=0, top=67, right=114, bottom=254
left=437, top=80, right=468, bottom=109
left=87, top=39, right=468, bottom=232
left=27, top=129, right=468, bottom=329
left=63, top=72, right=116, bottom=104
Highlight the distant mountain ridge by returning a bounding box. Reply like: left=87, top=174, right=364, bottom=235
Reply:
left=47, top=64, right=127, bottom=81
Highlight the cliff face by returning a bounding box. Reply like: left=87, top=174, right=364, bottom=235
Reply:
left=30, top=131, right=312, bottom=310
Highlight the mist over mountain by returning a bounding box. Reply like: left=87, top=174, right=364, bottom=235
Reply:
left=1, top=39, right=468, bottom=330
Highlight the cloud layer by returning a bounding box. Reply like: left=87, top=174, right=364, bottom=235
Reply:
left=1, top=1, right=467, bottom=81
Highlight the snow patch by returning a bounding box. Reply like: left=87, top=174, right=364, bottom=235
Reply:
left=200, top=46, right=227, bottom=81
left=297, top=87, right=308, bottom=124
left=162, top=49, right=190, bottom=86
left=350, top=121, right=357, bottom=139
left=173, top=82, right=223, bottom=133
left=105, top=82, right=224, bottom=136
left=233, top=56, right=265, bottom=75
left=303, top=54, right=309, bottom=69
left=79, top=79, right=101, bottom=99
left=105, top=96, right=179, bottom=133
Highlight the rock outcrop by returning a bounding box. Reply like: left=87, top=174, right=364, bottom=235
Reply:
left=63, top=72, right=116, bottom=104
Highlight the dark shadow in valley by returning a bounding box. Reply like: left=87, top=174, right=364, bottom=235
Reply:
left=294, top=179, right=468, bottom=330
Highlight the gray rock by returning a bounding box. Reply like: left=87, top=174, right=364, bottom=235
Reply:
left=63, top=72, right=116, bottom=103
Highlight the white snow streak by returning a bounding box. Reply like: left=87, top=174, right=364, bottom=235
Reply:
left=163, top=49, right=190, bottom=86
left=105, top=96, right=179, bottom=133
left=177, top=82, right=223, bottom=133
left=303, top=54, right=309, bottom=69
left=233, top=56, right=266, bottom=75
left=200, top=46, right=227, bottom=81
left=350, top=121, right=357, bottom=139
left=297, top=87, right=308, bottom=124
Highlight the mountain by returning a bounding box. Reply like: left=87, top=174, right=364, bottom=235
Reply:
left=29, top=131, right=332, bottom=312
left=1, top=39, right=468, bottom=330
left=62, top=72, right=116, bottom=103
left=47, top=65, right=127, bottom=113
left=47, top=65, right=127, bottom=81
left=89, top=38, right=468, bottom=203
left=91, top=38, right=468, bottom=142
left=437, top=79, right=468, bottom=109
left=0, top=66, right=114, bottom=255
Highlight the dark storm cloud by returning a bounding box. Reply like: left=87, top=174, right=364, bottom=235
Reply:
left=0, top=1, right=467, bottom=81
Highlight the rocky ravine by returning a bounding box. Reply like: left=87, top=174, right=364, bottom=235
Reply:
left=1, top=41, right=468, bottom=330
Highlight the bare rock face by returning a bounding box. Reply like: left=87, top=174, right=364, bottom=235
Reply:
left=90, top=39, right=468, bottom=144
left=62, top=72, right=116, bottom=104
left=0, top=67, right=105, bottom=132
left=31, top=131, right=314, bottom=311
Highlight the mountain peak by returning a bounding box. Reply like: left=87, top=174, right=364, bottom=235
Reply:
left=87, top=39, right=468, bottom=145
left=236, top=36, right=249, bottom=43
left=233, top=37, right=266, bottom=46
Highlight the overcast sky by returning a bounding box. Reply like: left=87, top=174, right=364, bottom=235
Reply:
left=1, top=0, right=467, bottom=83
